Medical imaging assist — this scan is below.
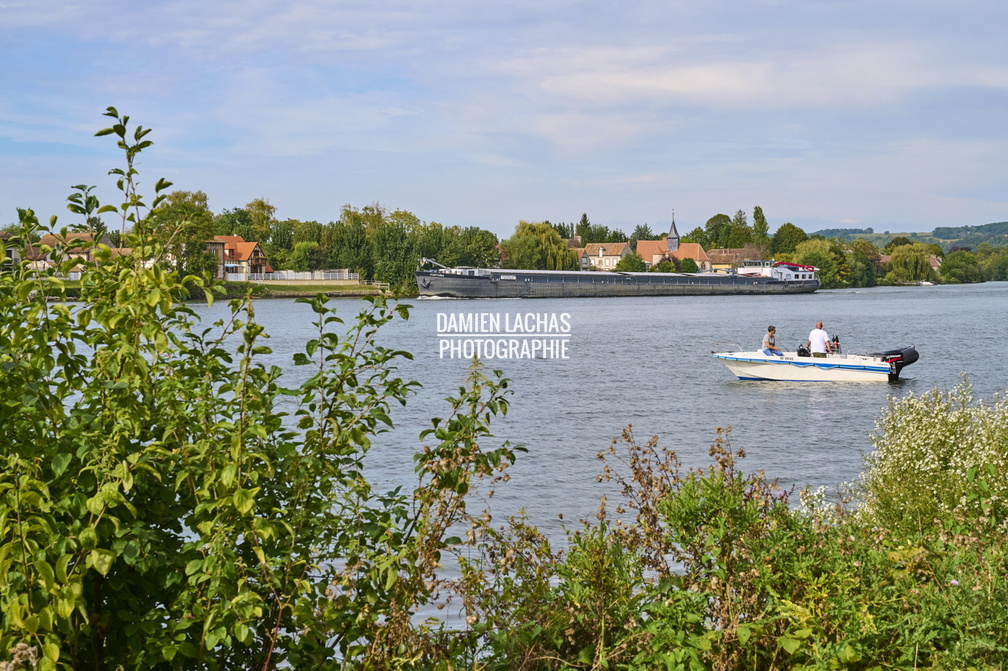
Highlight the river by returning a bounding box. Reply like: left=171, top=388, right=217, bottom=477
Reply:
left=194, top=282, right=1007, bottom=542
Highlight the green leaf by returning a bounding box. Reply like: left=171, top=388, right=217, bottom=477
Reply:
left=51, top=452, right=72, bottom=478
left=55, top=594, right=75, bottom=619
left=737, top=623, right=751, bottom=646
left=79, top=527, right=98, bottom=550
left=235, top=623, right=251, bottom=645
left=220, top=463, right=237, bottom=489
left=384, top=567, right=398, bottom=591
left=86, top=495, right=105, bottom=516
left=55, top=554, right=71, bottom=583
left=233, top=489, right=255, bottom=515
left=42, top=641, right=60, bottom=663
left=35, top=559, right=56, bottom=591
left=90, top=548, right=115, bottom=576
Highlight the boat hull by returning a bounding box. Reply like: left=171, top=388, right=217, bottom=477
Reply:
left=713, top=349, right=917, bottom=382
left=416, top=269, right=820, bottom=298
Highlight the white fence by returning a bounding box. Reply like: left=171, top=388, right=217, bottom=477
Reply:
left=224, top=269, right=360, bottom=282
left=244, top=269, right=360, bottom=282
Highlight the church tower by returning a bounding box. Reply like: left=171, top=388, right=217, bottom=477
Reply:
left=667, top=210, right=680, bottom=253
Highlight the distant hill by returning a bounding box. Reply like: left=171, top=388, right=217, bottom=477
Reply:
left=932, top=221, right=1008, bottom=239
left=808, top=229, right=941, bottom=248
left=812, top=228, right=875, bottom=238
left=932, top=221, right=1008, bottom=250
left=810, top=221, right=1008, bottom=251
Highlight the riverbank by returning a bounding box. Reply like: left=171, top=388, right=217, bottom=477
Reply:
left=50, top=279, right=406, bottom=301
left=215, top=279, right=394, bottom=299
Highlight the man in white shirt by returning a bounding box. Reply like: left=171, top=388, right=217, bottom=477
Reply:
left=807, top=321, right=833, bottom=358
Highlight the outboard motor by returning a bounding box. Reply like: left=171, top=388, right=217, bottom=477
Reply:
left=831, top=335, right=841, bottom=353
left=871, top=346, right=920, bottom=381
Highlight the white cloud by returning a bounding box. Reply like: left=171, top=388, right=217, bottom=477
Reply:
left=3, top=0, right=1008, bottom=234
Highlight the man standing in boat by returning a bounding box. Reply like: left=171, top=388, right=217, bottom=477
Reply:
left=807, top=321, right=834, bottom=358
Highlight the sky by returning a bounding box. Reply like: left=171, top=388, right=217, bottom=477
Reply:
left=2, top=0, right=1007, bottom=240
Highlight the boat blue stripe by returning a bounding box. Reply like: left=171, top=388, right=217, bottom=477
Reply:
left=712, top=354, right=889, bottom=373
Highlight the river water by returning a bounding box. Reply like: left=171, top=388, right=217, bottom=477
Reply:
left=194, top=282, right=1008, bottom=543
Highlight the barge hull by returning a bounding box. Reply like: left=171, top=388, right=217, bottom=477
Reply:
left=416, top=270, right=819, bottom=298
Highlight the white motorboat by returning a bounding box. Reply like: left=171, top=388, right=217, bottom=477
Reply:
left=712, top=344, right=919, bottom=382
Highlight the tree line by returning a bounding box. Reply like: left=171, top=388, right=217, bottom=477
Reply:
left=8, top=179, right=1008, bottom=293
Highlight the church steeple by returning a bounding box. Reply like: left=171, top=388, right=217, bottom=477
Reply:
left=667, top=210, right=680, bottom=253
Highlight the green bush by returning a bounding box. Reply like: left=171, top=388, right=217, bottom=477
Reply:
left=453, top=421, right=1008, bottom=669
left=860, top=377, right=1008, bottom=536
left=0, top=109, right=519, bottom=670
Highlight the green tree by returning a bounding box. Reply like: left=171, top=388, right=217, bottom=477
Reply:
left=287, top=240, right=323, bottom=271
left=704, top=214, right=732, bottom=249
left=649, top=258, right=678, bottom=272
left=330, top=211, right=373, bottom=277
left=269, top=218, right=295, bottom=251
left=501, top=221, right=577, bottom=270
left=629, top=224, right=656, bottom=251
left=245, top=197, right=276, bottom=243
left=292, top=219, right=324, bottom=246
left=679, top=257, right=699, bottom=273
left=146, top=189, right=217, bottom=277
left=370, top=218, right=416, bottom=291
left=976, top=244, right=1008, bottom=281
left=573, top=213, right=626, bottom=244
left=213, top=207, right=253, bottom=239
left=989, top=253, right=1008, bottom=281
left=445, top=226, right=500, bottom=268
left=940, top=249, right=983, bottom=284
left=771, top=222, right=808, bottom=256
left=412, top=221, right=449, bottom=262
left=549, top=220, right=575, bottom=239
left=614, top=252, right=646, bottom=272
left=793, top=238, right=840, bottom=288
left=884, top=242, right=937, bottom=284
left=724, top=210, right=754, bottom=248
left=752, top=206, right=770, bottom=252
left=883, top=236, right=913, bottom=253
left=845, top=238, right=881, bottom=288
left=681, top=226, right=710, bottom=250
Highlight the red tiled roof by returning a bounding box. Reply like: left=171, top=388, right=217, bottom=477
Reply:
left=584, top=241, right=629, bottom=257
left=672, top=243, right=710, bottom=263
left=636, top=238, right=670, bottom=264
left=213, top=235, right=263, bottom=262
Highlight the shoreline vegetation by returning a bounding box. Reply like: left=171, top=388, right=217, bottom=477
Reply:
left=4, top=109, right=1008, bottom=670
left=8, top=134, right=1008, bottom=298
left=57, top=279, right=394, bottom=301
left=238, top=280, right=390, bottom=299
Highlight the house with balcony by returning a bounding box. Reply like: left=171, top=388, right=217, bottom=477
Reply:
left=208, top=235, right=272, bottom=280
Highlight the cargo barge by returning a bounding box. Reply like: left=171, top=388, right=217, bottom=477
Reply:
left=416, top=259, right=820, bottom=299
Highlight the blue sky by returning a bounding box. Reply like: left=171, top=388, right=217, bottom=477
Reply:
left=2, top=0, right=1007, bottom=239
